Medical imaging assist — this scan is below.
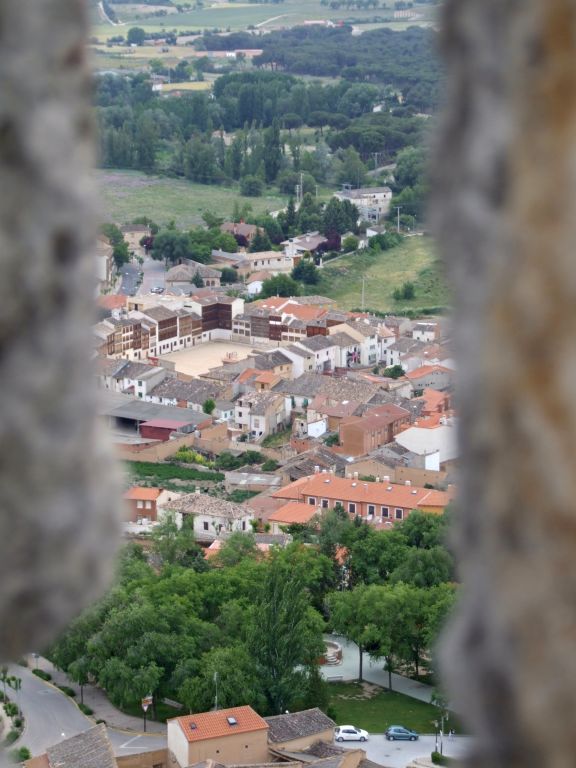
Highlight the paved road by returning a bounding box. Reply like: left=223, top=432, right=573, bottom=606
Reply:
left=341, top=733, right=472, bottom=768
left=8, top=665, right=167, bottom=758
left=118, top=260, right=140, bottom=296
left=139, top=254, right=165, bottom=295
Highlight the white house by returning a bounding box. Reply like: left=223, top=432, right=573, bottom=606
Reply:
left=168, top=491, right=254, bottom=541
left=395, top=416, right=458, bottom=465
left=294, top=336, right=339, bottom=373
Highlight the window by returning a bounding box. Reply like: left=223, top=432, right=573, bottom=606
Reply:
left=395, top=508, right=404, bottom=520
left=349, top=502, right=356, bottom=514
left=381, top=506, right=389, bottom=517
left=321, top=499, right=329, bottom=508
left=242, top=521, right=246, bottom=531
left=203, top=521, right=209, bottom=531
left=136, top=500, right=144, bottom=509
left=308, top=497, right=316, bottom=505
left=368, top=504, right=375, bottom=515
left=145, top=500, right=152, bottom=509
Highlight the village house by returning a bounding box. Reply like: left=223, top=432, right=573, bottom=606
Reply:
left=267, top=501, right=321, bottom=534
left=412, top=321, right=440, bottom=342
left=265, top=708, right=336, bottom=753
left=272, top=473, right=451, bottom=523
left=220, top=221, right=262, bottom=247
left=122, top=486, right=181, bottom=523
left=234, top=391, right=290, bottom=439
left=95, top=359, right=167, bottom=398
left=282, top=231, right=327, bottom=259
left=404, top=364, right=455, bottom=393
left=294, top=335, right=339, bottom=373
left=120, top=223, right=150, bottom=252
left=145, top=377, right=225, bottom=410
left=169, top=492, right=254, bottom=540
left=165, top=261, right=221, bottom=289
left=338, top=403, right=411, bottom=456
left=236, top=250, right=296, bottom=278
left=395, top=413, right=458, bottom=469
left=168, top=706, right=269, bottom=767
left=334, top=186, right=393, bottom=222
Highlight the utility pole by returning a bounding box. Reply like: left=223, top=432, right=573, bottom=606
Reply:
left=361, top=275, right=365, bottom=311
left=396, top=205, right=402, bottom=234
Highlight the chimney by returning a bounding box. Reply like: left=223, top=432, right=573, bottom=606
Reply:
left=314, top=465, right=320, bottom=474
left=195, top=488, right=201, bottom=495
left=383, top=475, right=390, bottom=483
left=322, top=468, right=327, bottom=474
left=353, top=471, right=359, bottom=480
left=405, top=480, right=411, bottom=486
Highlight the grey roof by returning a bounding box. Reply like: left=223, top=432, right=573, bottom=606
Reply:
left=100, top=391, right=208, bottom=426
left=367, top=442, right=421, bottom=467
left=272, top=373, right=327, bottom=398
left=296, top=295, right=337, bottom=306
left=265, top=708, right=335, bottom=744
left=141, top=305, right=179, bottom=322
left=46, top=725, right=117, bottom=768
left=113, top=362, right=158, bottom=380
left=149, top=378, right=224, bottom=403
left=282, top=447, right=349, bottom=479
left=296, top=336, right=336, bottom=352
left=285, top=344, right=314, bottom=359
left=94, top=357, right=128, bottom=377
left=169, top=492, right=249, bottom=520
left=389, top=338, right=427, bottom=354
left=225, top=471, right=282, bottom=489
left=328, top=331, right=358, bottom=348
left=253, top=351, right=293, bottom=370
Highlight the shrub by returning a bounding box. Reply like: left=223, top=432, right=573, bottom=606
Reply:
left=261, top=459, right=279, bottom=472
left=32, top=669, right=51, bottom=681
left=324, top=434, right=339, bottom=447
left=16, top=659, right=28, bottom=668
left=79, top=703, right=94, bottom=716
left=431, top=752, right=456, bottom=766
left=9, top=746, right=31, bottom=763
left=13, top=717, right=22, bottom=729
left=96, top=719, right=107, bottom=725
left=57, top=685, right=76, bottom=697
left=4, top=703, right=19, bottom=717
left=240, top=175, right=263, bottom=197
left=4, top=730, right=20, bottom=745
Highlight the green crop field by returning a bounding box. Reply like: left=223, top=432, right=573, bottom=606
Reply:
left=311, top=237, right=450, bottom=313
left=96, top=169, right=288, bottom=228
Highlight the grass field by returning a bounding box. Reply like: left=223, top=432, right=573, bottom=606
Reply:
left=89, top=0, right=439, bottom=39
left=97, top=169, right=288, bottom=228
left=328, top=681, right=442, bottom=734
left=312, top=237, right=450, bottom=313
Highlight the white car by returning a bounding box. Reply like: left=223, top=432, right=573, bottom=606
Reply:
left=335, top=725, right=369, bottom=742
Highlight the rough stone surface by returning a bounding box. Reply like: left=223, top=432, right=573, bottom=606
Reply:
left=0, top=0, right=120, bottom=661
left=431, top=2, right=576, bottom=767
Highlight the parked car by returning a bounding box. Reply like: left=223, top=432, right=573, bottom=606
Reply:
left=335, top=725, right=369, bottom=742
left=150, top=286, right=164, bottom=294
left=385, top=725, right=419, bottom=741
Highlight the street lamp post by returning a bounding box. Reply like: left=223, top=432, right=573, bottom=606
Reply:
left=434, top=720, right=439, bottom=753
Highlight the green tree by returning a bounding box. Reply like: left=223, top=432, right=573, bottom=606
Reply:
left=248, top=561, right=324, bottom=714
left=263, top=119, right=282, bottom=183
left=249, top=229, right=272, bottom=253
left=202, top=398, right=215, bottom=415
left=383, top=364, right=405, bottom=378
left=151, top=230, right=191, bottom=266
left=240, top=175, right=263, bottom=197
left=260, top=274, right=300, bottom=298
left=291, top=260, right=319, bottom=285
left=202, top=211, right=224, bottom=229
left=322, top=197, right=350, bottom=238
left=328, top=587, right=368, bottom=681
left=68, top=657, right=90, bottom=705
left=192, top=270, right=205, bottom=288
left=342, top=234, right=359, bottom=253
left=127, top=27, right=146, bottom=46
left=219, top=266, right=237, bottom=284
left=390, top=546, right=454, bottom=588
left=151, top=513, right=207, bottom=569
left=216, top=533, right=259, bottom=567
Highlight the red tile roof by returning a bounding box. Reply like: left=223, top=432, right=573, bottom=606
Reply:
left=123, top=487, right=162, bottom=501
left=269, top=501, right=320, bottom=525
left=405, top=365, right=452, bottom=380
left=173, top=706, right=269, bottom=743
left=98, top=295, right=127, bottom=311
left=272, top=475, right=451, bottom=510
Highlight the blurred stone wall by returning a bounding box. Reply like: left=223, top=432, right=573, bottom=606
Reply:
left=432, top=2, right=576, bottom=766
left=0, top=0, right=120, bottom=662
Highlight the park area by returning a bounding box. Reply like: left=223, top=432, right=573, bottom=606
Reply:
left=160, top=341, right=262, bottom=377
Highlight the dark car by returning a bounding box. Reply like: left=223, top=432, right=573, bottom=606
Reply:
left=385, top=725, right=419, bottom=741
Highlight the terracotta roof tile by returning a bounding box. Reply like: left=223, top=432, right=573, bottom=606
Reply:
left=173, top=706, right=268, bottom=743
left=124, top=486, right=162, bottom=501
left=268, top=501, right=320, bottom=525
